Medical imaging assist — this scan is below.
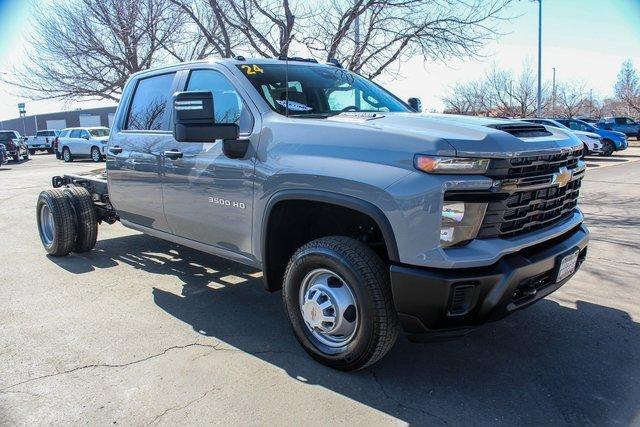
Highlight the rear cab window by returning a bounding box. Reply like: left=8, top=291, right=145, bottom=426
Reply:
left=125, top=72, right=176, bottom=131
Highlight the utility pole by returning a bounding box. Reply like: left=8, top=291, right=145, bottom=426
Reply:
left=535, top=0, right=542, bottom=117
left=552, top=67, right=556, bottom=116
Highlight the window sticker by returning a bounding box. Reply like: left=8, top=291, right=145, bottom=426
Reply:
left=241, top=64, right=264, bottom=75
left=276, top=99, right=313, bottom=112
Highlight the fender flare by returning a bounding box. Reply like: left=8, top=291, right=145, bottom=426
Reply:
left=260, top=189, right=400, bottom=291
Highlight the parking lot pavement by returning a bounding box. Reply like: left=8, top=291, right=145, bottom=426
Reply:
left=1, top=152, right=639, bottom=425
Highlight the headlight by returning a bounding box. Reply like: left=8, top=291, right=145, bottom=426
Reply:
left=440, top=201, right=487, bottom=247
left=414, top=156, right=490, bottom=174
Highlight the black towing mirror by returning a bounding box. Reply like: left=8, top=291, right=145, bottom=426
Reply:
left=173, top=91, right=240, bottom=143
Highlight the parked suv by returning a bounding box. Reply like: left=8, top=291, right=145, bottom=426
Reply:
left=0, top=142, right=7, bottom=167
left=37, top=58, right=588, bottom=370
left=597, top=117, right=640, bottom=139
left=555, top=118, right=627, bottom=156
left=0, top=130, right=29, bottom=162
left=28, top=130, right=60, bottom=154
left=58, top=127, right=110, bottom=162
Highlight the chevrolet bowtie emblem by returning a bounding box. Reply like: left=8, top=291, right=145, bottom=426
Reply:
left=552, top=166, right=572, bottom=188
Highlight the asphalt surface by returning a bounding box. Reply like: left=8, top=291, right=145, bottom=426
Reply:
left=1, top=150, right=639, bottom=425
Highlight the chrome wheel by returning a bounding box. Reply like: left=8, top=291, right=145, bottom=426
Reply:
left=39, top=203, right=55, bottom=247
left=299, top=268, right=358, bottom=348
left=91, top=147, right=101, bottom=162
left=63, top=148, right=71, bottom=162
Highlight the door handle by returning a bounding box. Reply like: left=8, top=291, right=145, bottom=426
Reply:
left=109, top=146, right=122, bottom=154
left=164, top=149, right=183, bottom=160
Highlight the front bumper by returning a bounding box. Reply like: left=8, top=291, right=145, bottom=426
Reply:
left=390, top=224, right=588, bottom=340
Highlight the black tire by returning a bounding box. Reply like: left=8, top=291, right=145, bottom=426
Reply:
left=29, top=149, right=36, bottom=155
left=47, top=148, right=54, bottom=154
left=601, top=139, right=614, bottom=156
left=90, top=146, right=102, bottom=162
left=36, top=189, right=77, bottom=256
left=283, top=236, right=399, bottom=370
left=581, top=144, right=588, bottom=159
left=62, top=186, right=98, bottom=252
left=62, top=147, right=72, bottom=162
left=23, top=149, right=29, bottom=160
left=12, top=153, right=19, bottom=162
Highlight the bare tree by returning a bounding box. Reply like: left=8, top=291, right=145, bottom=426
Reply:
left=555, top=82, right=587, bottom=118
left=2, top=0, right=188, bottom=101
left=614, top=59, right=640, bottom=116
left=173, top=0, right=309, bottom=58
left=305, top=0, right=514, bottom=79
left=442, top=62, right=542, bottom=118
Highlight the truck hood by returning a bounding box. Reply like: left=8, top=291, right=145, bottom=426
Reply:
left=325, top=112, right=582, bottom=158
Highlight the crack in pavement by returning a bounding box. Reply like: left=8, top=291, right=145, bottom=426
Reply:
left=146, top=386, right=219, bottom=425
left=0, top=342, right=300, bottom=393
left=0, top=343, right=222, bottom=392
left=370, top=370, right=449, bottom=425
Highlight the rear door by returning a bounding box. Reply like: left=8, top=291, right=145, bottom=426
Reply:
left=161, top=67, right=258, bottom=257
left=107, top=71, right=179, bottom=232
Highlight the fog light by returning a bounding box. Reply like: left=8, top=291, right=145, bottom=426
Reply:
left=440, top=201, right=487, bottom=247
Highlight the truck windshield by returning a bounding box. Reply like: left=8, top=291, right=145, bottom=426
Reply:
left=237, top=63, right=410, bottom=117
left=0, top=132, right=14, bottom=141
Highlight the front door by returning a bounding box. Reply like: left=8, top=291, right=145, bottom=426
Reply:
left=162, top=68, right=257, bottom=258
left=107, top=71, right=179, bottom=232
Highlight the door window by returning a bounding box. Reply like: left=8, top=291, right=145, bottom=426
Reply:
left=615, top=117, right=626, bottom=125
left=80, top=130, right=90, bottom=139
left=186, top=69, right=253, bottom=133
left=126, top=73, right=176, bottom=131
left=69, top=130, right=81, bottom=138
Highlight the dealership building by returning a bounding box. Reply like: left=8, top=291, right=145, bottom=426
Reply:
left=0, top=106, right=117, bottom=136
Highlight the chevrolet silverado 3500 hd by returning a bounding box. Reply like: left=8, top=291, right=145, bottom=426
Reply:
left=36, top=57, right=588, bottom=370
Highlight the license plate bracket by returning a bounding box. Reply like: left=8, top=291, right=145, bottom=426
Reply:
left=555, top=249, right=579, bottom=283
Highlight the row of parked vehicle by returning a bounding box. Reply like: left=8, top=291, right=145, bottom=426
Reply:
left=521, top=117, right=630, bottom=156
left=0, top=126, right=111, bottom=167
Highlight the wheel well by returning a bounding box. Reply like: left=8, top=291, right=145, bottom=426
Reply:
left=263, top=200, right=392, bottom=292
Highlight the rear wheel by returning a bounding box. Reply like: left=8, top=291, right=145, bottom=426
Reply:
left=29, top=149, right=36, bottom=155
left=601, top=139, right=614, bottom=156
left=36, top=189, right=77, bottom=256
left=23, top=149, right=29, bottom=160
left=283, top=236, right=399, bottom=370
left=62, top=147, right=72, bottom=162
left=47, top=148, right=54, bottom=154
left=91, top=146, right=102, bottom=162
left=62, top=186, right=98, bottom=252
left=12, top=153, right=20, bottom=162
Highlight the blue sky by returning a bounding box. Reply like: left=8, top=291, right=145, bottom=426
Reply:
left=1, top=0, right=639, bottom=119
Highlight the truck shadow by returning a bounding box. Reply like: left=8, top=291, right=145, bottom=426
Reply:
left=49, top=233, right=640, bottom=425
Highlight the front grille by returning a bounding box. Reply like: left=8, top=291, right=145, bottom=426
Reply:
left=477, top=147, right=584, bottom=239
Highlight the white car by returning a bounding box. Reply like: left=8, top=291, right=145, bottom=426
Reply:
left=58, top=127, right=110, bottom=162
left=520, top=118, right=603, bottom=156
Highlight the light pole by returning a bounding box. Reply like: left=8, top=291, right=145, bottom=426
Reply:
left=535, top=0, right=542, bottom=117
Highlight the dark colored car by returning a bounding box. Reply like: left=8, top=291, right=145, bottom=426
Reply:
left=0, top=130, right=30, bottom=162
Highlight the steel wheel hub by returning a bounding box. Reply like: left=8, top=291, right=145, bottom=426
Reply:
left=39, top=204, right=55, bottom=247
left=299, top=269, right=358, bottom=348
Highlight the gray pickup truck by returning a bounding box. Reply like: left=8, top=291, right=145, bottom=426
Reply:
left=36, top=57, right=588, bottom=370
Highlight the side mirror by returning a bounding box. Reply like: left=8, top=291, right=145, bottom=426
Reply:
left=173, top=91, right=239, bottom=143
left=408, top=97, right=422, bottom=112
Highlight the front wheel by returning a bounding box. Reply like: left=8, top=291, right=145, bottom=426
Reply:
left=601, top=139, right=614, bottom=156
left=29, top=149, right=36, bottom=155
left=90, top=146, right=102, bottom=162
left=62, top=147, right=72, bottom=162
left=283, top=236, right=399, bottom=370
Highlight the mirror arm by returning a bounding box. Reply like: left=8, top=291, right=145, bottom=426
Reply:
left=222, top=138, right=250, bottom=159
